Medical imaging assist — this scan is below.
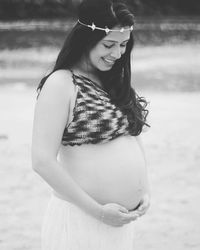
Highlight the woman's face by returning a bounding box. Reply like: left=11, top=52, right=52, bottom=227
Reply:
left=88, top=26, right=131, bottom=71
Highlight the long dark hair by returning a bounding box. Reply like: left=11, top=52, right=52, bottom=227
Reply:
left=37, top=0, right=149, bottom=135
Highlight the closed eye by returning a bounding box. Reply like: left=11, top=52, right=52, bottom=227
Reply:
left=103, top=44, right=114, bottom=49
left=103, top=43, right=127, bottom=49
left=121, top=40, right=129, bottom=47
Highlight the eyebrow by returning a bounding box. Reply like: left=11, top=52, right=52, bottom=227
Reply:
left=103, top=39, right=130, bottom=43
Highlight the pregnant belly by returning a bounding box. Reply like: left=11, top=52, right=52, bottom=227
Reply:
left=57, top=135, right=148, bottom=210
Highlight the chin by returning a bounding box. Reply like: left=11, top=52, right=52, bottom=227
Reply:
left=98, top=65, right=114, bottom=72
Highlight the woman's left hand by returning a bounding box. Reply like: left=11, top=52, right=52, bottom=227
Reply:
left=134, top=193, right=151, bottom=217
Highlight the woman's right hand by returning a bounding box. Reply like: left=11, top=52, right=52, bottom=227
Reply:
left=100, top=203, right=139, bottom=227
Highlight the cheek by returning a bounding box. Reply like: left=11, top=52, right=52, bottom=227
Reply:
left=90, top=49, right=107, bottom=64
left=90, top=53, right=100, bottom=65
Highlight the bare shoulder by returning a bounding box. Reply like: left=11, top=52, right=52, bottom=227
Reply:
left=47, top=69, right=73, bottom=86
left=38, top=69, right=75, bottom=100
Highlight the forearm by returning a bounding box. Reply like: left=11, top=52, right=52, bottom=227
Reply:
left=33, top=159, right=102, bottom=219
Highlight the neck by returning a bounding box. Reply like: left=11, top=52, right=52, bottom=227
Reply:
left=72, top=56, right=102, bottom=87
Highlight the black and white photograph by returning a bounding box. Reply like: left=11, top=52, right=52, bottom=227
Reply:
left=0, top=0, right=199, bottom=249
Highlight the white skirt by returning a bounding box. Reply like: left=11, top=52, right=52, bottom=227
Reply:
left=41, top=194, right=135, bottom=250
left=41, top=194, right=134, bottom=250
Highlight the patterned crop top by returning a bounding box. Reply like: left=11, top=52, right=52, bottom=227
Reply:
left=61, top=71, right=130, bottom=146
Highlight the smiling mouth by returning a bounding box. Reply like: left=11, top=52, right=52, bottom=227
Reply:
left=102, top=57, right=116, bottom=65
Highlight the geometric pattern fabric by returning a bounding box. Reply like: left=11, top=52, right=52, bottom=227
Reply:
left=61, top=72, right=130, bottom=146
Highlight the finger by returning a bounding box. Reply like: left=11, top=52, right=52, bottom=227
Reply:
left=138, top=205, right=145, bottom=212
left=137, top=210, right=146, bottom=216
left=138, top=199, right=150, bottom=211
left=136, top=204, right=150, bottom=216
left=128, top=215, right=139, bottom=223
left=122, top=212, right=139, bottom=222
left=140, top=201, right=150, bottom=212
left=118, top=206, right=129, bottom=214
left=122, top=217, right=137, bottom=225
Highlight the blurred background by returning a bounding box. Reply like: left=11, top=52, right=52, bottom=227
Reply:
left=0, top=1, right=200, bottom=250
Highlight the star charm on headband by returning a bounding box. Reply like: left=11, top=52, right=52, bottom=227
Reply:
left=91, top=23, right=96, bottom=31
left=78, top=20, right=134, bottom=34
left=105, top=27, right=110, bottom=34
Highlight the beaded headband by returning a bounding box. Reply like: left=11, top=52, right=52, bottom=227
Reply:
left=78, top=19, right=133, bottom=34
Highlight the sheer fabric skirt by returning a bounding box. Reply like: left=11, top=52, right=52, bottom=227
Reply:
left=41, top=193, right=135, bottom=250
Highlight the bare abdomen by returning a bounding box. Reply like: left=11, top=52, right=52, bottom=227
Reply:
left=56, top=135, right=148, bottom=210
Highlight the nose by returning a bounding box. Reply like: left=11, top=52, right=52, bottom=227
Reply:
left=110, top=46, right=121, bottom=59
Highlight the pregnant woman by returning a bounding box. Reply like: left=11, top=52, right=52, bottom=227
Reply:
left=31, top=0, right=150, bottom=249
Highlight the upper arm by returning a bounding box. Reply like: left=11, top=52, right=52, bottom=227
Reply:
left=31, top=70, right=75, bottom=166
